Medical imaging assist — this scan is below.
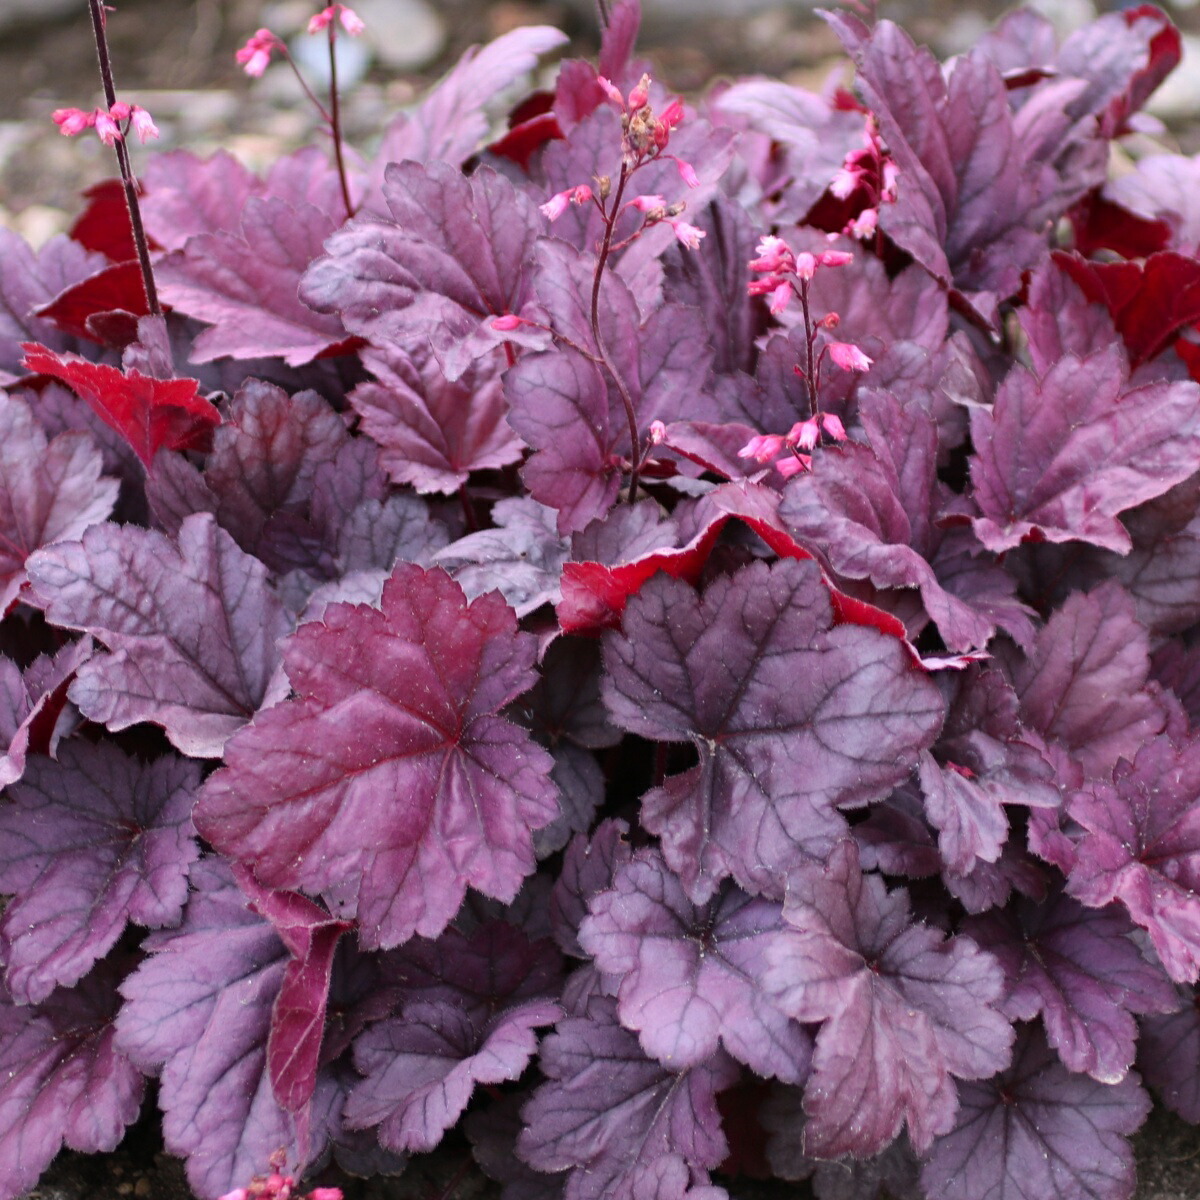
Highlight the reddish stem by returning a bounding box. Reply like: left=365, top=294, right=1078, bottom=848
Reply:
left=589, top=164, right=644, bottom=503
left=86, top=0, right=160, bottom=318
left=325, top=22, right=355, bottom=220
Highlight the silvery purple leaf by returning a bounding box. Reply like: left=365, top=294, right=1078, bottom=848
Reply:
left=601, top=558, right=944, bottom=902
left=0, top=957, right=143, bottom=1200
left=920, top=1026, right=1150, bottom=1200
left=579, top=847, right=811, bottom=1080
left=0, top=741, right=199, bottom=1005
left=116, top=858, right=308, bottom=1200
left=346, top=996, right=560, bottom=1152
left=965, top=887, right=1178, bottom=1082
left=762, top=841, right=1012, bottom=1156
left=28, top=513, right=292, bottom=757
left=517, top=996, right=738, bottom=1200
left=1068, top=734, right=1200, bottom=983
left=196, top=565, right=558, bottom=947
left=0, top=393, right=118, bottom=614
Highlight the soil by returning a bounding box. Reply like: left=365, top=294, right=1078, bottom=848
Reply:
left=3, top=0, right=1200, bottom=1197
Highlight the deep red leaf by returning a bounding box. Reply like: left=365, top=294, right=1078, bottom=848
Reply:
left=21, top=343, right=220, bottom=467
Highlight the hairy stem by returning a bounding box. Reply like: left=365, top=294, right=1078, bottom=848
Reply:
left=326, top=22, right=355, bottom=220
left=589, top=164, right=644, bottom=503
left=799, top=278, right=819, bottom=420
left=87, top=0, right=161, bottom=318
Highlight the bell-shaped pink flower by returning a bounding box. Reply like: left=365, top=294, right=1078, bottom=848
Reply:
left=668, top=218, right=705, bottom=250
left=129, top=105, right=159, bottom=142
left=236, top=28, right=279, bottom=77
left=828, top=341, right=873, bottom=372
left=52, top=107, right=96, bottom=136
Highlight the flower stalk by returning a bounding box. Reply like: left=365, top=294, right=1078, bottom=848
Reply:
left=85, top=0, right=161, bottom=317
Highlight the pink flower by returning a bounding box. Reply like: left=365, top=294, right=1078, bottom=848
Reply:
left=767, top=281, right=792, bottom=315
left=539, top=192, right=570, bottom=221
left=628, top=73, right=651, bottom=111
left=94, top=109, right=122, bottom=145
left=667, top=218, right=705, bottom=250
left=738, top=434, right=786, bottom=462
left=776, top=453, right=811, bottom=478
left=306, top=1191, right=344, bottom=1200
left=789, top=418, right=820, bottom=451
left=749, top=235, right=793, bottom=274
left=236, top=28, right=279, bottom=77
left=821, top=412, right=847, bottom=441
left=649, top=419, right=668, bottom=444
left=817, top=250, right=854, bottom=268
left=829, top=166, right=862, bottom=199
left=129, top=105, right=159, bottom=142
left=539, top=184, right=592, bottom=222
left=491, top=314, right=524, bottom=331
left=827, top=341, right=873, bottom=372
left=309, top=5, right=365, bottom=35
left=671, top=157, right=699, bottom=187
left=845, top=207, right=877, bottom=239
left=596, top=74, right=625, bottom=108
left=793, top=251, right=817, bottom=281
left=629, top=193, right=665, bottom=212
left=52, top=107, right=95, bottom=136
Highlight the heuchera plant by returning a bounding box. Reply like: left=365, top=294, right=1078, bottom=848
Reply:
left=5, top=0, right=1200, bottom=1197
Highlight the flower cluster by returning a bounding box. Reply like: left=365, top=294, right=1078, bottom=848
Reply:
left=51, top=102, right=158, bottom=146
left=308, top=4, right=365, bottom=36
left=747, top=235, right=854, bottom=314
left=216, top=1153, right=342, bottom=1200
left=235, top=27, right=283, bottom=77
left=539, top=73, right=704, bottom=251
left=829, top=116, right=898, bottom=239
left=739, top=412, right=848, bottom=477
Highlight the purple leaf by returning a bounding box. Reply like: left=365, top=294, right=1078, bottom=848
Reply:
left=466, top=1091, right=567, bottom=1200
left=0, top=230, right=107, bottom=383
left=1068, top=734, right=1200, bottom=984
left=115, top=857, right=311, bottom=1200
left=601, top=558, right=945, bottom=902
left=203, top=379, right=349, bottom=565
left=917, top=666, right=1059, bottom=874
left=1004, top=581, right=1166, bottom=780
left=141, top=149, right=262, bottom=251
left=349, top=344, right=522, bottom=494
left=231, top=868, right=352, bottom=1114
left=578, top=848, right=811, bottom=1080
left=517, top=996, right=738, bottom=1200
left=0, top=741, right=199, bottom=1005
left=920, top=1025, right=1150, bottom=1200
left=28, top=513, right=292, bottom=757
left=964, top=887, right=1178, bottom=1082
left=195, top=564, right=558, bottom=947
left=0, top=957, right=144, bottom=1200
left=970, top=348, right=1200, bottom=553
left=1103, top=152, right=1200, bottom=257
left=762, top=840, right=1012, bottom=1156
left=506, top=244, right=713, bottom=533
left=780, top=393, right=1015, bottom=652
left=382, top=919, right=563, bottom=1029
left=156, top=196, right=348, bottom=366
left=347, top=996, right=560, bottom=1152
left=0, top=638, right=90, bottom=788
left=760, top=1085, right=922, bottom=1198
left=1138, top=988, right=1200, bottom=1122
left=303, top=162, right=544, bottom=381
left=825, top=16, right=1080, bottom=321
left=551, top=820, right=633, bottom=960
left=433, top=497, right=569, bottom=618
left=365, top=26, right=568, bottom=178
left=0, top=393, right=118, bottom=614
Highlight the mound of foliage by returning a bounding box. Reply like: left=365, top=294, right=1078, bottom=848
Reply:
left=3, top=1, right=1200, bottom=1197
